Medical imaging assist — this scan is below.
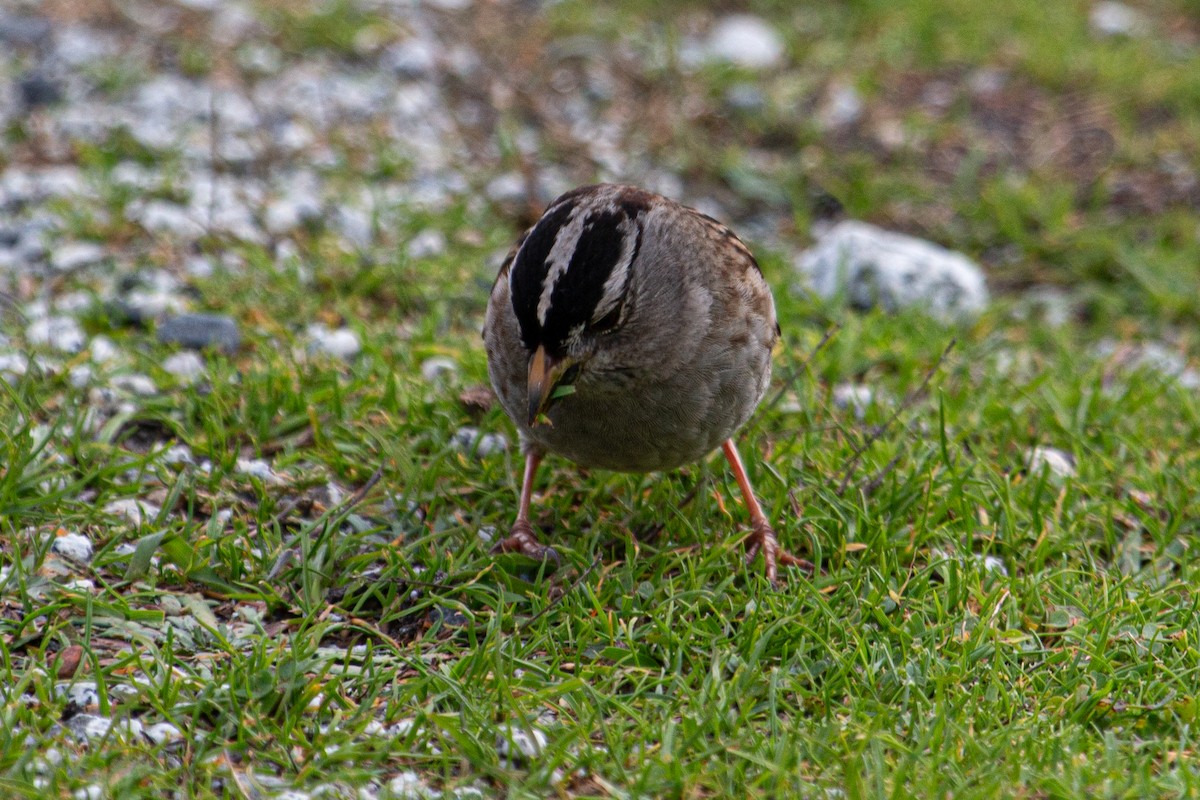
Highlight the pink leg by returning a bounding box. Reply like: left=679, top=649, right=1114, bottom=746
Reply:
left=722, top=439, right=813, bottom=583
left=492, top=448, right=559, bottom=563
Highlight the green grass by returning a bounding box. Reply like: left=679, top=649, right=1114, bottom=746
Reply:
left=3, top=0, right=1200, bottom=797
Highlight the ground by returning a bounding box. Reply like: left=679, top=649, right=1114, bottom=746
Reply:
left=1, top=0, right=1200, bottom=797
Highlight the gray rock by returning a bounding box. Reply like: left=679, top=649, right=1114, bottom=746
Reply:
left=18, top=71, right=63, bottom=108
left=0, top=13, right=52, bottom=46
left=157, top=313, right=241, bottom=353
left=795, top=220, right=989, bottom=321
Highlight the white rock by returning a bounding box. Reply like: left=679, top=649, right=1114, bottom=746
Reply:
left=160, top=444, right=194, bottom=466
left=237, top=458, right=280, bottom=483
left=73, top=785, right=103, bottom=800
left=1027, top=446, right=1076, bottom=480
left=264, top=196, right=321, bottom=235
left=832, top=383, right=877, bottom=419
left=51, top=532, right=94, bottom=563
left=420, top=356, right=458, bottom=384
left=162, top=351, right=206, bottom=380
left=64, top=714, right=111, bottom=741
left=132, top=200, right=206, bottom=239
left=1090, top=1, right=1148, bottom=36
left=485, top=173, right=526, bottom=204
left=977, top=554, right=1008, bottom=576
left=143, top=722, right=183, bottom=744
left=90, top=336, right=119, bottom=363
left=496, top=724, right=547, bottom=765
left=795, top=220, right=989, bottom=321
left=0, top=353, right=29, bottom=376
left=306, top=325, right=362, bottom=360
left=27, top=316, right=86, bottom=353
left=388, top=771, right=437, bottom=799
left=50, top=242, right=106, bottom=273
left=703, top=15, right=785, bottom=69
left=451, top=427, right=508, bottom=457
left=817, top=83, right=864, bottom=130
left=69, top=365, right=93, bottom=388
left=112, top=374, right=158, bottom=395
left=104, top=498, right=161, bottom=526
left=1095, top=340, right=1200, bottom=390
left=406, top=229, right=447, bottom=259
left=385, top=37, right=438, bottom=78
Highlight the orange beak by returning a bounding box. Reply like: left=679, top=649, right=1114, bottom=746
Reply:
left=526, top=344, right=573, bottom=427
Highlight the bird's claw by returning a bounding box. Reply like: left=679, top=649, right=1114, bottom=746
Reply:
left=491, top=520, right=561, bottom=564
left=745, top=518, right=814, bottom=585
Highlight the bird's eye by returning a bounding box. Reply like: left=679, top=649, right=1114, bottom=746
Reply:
left=590, top=304, right=622, bottom=334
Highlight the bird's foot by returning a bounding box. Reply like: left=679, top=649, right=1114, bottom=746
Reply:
left=491, top=519, right=560, bottom=564
left=744, top=518, right=814, bottom=585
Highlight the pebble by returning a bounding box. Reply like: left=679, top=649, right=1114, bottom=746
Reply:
left=143, top=722, right=183, bottom=745
left=160, top=444, right=195, bottom=466
left=111, top=374, right=158, bottom=395
left=104, top=498, right=161, bottom=527
left=1027, top=447, right=1076, bottom=480
left=496, top=724, right=547, bottom=766
left=27, top=316, right=86, bottom=353
left=86, top=336, right=118, bottom=364
left=702, top=15, right=785, bottom=69
left=1090, top=1, right=1148, bottom=36
left=162, top=351, right=206, bottom=380
left=832, top=384, right=877, bottom=419
left=68, top=365, right=93, bottom=388
left=406, top=228, right=447, bottom=259
left=420, top=356, right=459, bottom=384
left=388, top=771, right=438, bottom=799
left=817, top=83, right=864, bottom=130
left=264, top=196, right=321, bottom=235
left=0, top=12, right=52, bottom=46
left=64, top=714, right=113, bottom=741
left=131, top=200, right=207, bottom=239
left=50, top=532, right=94, bottom=563
left=451, top=426, right=508, bottom=458
left=157, top=313, right=242, bottom=353
left=18, top=71, right=63, bottom=108
left=49, top=242, right=106, bottom=273
left=795, top=220, right=989, bottom=321
left=237, top=458, right=280, bottom=483
left=306, top=324, right=362, bottom=360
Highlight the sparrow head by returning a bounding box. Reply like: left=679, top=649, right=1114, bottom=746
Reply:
left=507, top=184, right=652, bottom=423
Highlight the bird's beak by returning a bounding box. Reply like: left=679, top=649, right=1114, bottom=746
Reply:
left=527, top=344, right=575, bottom=427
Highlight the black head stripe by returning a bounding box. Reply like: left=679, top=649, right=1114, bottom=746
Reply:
left=544, top=209, right=627, bottom=350
left=509, top=199, right=577, bottom=349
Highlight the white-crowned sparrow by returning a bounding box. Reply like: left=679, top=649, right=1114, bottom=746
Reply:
left=483, top=183, right=811, bottom=582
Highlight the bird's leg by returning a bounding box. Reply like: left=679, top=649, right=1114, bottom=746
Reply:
left=491, top=448, right=560, bottom=563
left=721, top=439, right=813, bottom=583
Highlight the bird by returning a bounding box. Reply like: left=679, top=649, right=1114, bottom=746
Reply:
left=483, top=183, right=811, bottom=583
